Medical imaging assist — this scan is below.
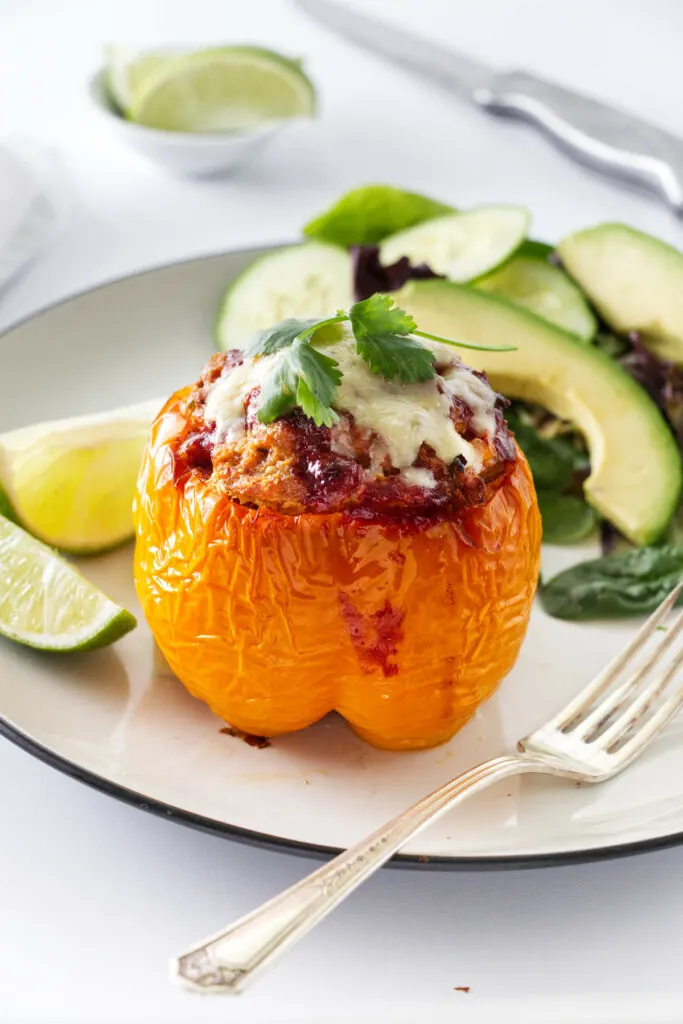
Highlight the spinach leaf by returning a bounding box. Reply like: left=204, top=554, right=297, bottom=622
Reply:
left=594, top=331, right=629, bottom=359
left=539, top=545, right=683, bottom=620
left=538, top=492, right=598, bottom=544
left=303, top=185, right=454, bottom=248
left=505, top=407, right=584, bottom=491
left=666, top=501, right=683, bottom=546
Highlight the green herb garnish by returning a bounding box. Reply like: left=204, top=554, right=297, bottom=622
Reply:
left=244, top=314, right=347, bottom=358
left=257, top=338, right=343, bottom=427
left=249, top=294, right=516, bottom=426
left=349, top=294, right=435, bottom=383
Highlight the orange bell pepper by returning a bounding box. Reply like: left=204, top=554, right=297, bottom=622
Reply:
left=134, top=390, right=541, bottom=750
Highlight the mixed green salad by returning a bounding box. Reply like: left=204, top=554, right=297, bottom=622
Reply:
left=215, top=183, right=683, bottom=621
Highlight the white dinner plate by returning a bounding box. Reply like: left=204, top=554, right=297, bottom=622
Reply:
left=2, top=248, right=682, bottom=869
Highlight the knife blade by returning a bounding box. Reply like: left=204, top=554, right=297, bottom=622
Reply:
left=296, top=0, right=683, bottom=216
left=296, top=0, right=492, bottom=96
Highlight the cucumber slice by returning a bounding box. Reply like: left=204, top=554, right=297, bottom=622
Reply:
left=476, top=255, right=597, bottom=341
left=517, top=239, right=554, bottom=260
left=215, top=242, right=353, bottom=351
left=379, top=206, right=529, bottom=283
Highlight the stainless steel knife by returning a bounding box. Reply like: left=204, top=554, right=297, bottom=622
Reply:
left=295, top=0, right=683, bottom=216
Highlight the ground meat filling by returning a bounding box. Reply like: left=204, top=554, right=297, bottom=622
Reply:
left=172, top=350, right=518, bottom=516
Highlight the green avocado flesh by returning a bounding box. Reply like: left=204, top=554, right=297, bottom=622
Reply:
left=558, top=223, right=683, bottom=364
left=397, top=279, right=682, bottom=546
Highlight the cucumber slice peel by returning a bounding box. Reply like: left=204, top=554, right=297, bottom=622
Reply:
left=379, top=206, right=530, bottom=284
left=476, top=255, right=597, bottom=341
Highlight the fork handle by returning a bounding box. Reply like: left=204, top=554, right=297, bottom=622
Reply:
left=173, top=753, right=540, bottom=994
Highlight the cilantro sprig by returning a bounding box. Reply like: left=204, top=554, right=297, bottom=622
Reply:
left=248, top=293, right=516, bottom=426
left=349, top=296, right=435, bottom=384
left=257, top=338, right=343, bottom=427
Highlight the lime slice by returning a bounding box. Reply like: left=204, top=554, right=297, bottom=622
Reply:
left=0, top=399, right=161, bottom=554
left=105, top=45, right=185, bottom=114
left=0, top=514, right=136, bottom=652
left=129, top=46, right=316, bottom=132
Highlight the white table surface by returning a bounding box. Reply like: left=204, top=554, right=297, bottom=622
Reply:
left=2, top=1, right=683, bottom=1021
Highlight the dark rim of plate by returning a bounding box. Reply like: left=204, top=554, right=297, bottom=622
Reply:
left=3, top=715, right=683, bottom=869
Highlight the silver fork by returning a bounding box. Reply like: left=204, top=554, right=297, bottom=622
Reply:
left=173, top=584, right=683, bottom=995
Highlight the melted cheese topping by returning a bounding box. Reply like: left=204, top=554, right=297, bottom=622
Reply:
left=205, top=329, right=499, bottom=476
left=402, top=466, right=438, bottom=489
left=205, top=355, right=274, bottom=443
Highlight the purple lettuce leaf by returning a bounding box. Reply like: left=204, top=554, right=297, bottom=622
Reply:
left=351, top=245, right=443, bottom=302
left=619, top=332, right=683, bottom=449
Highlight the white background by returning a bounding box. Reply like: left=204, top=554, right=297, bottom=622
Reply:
left=2, top=1, right=683, bottom=1021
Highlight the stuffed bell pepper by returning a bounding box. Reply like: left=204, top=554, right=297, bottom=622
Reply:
left=134, top=297, right=541, bottom=750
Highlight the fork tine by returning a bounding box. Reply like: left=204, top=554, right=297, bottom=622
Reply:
left=577, top=605, right=683, bottom=741
left=599, top=624, right=683, bottom=751
left=573, top=677, right=636, bottom=740
left=552, top=583, right=683, bottom=731
left=605, top=674, right=683, bottom=770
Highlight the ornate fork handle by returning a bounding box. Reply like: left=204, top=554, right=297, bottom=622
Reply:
left=173, top=753, right=548, bottom=994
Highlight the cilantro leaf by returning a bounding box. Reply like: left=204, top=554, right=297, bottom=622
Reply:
left=351, top=293, right=417, bottom=336
left=257, top=340, right=342, bottom=427
left=293, top=341, right=342, bottom=426
left=253, top=295, right=517, bottom=428
left=349, top=293, right=435, bottom=383
left=245, top=313, right=349, bottom=358
left=257, top=357, right=299, bottom=423
left=244, top=317, right=324, bottom=357
left=355, top=331, right=436, bottom=383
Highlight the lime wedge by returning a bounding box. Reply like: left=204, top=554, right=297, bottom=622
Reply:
left=0, top=399, right=161, bottom=555
left=0, top=514, right=136, bottom=652
left=105, top=45, right=185, bottom=114
left=129, top=46, right=316, bottom=132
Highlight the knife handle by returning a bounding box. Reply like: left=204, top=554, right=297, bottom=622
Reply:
left=475, top=70, right=683, bottom=214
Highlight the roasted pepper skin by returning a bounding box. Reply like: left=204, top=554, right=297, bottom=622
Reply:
left=134, top=391, right=541, bottom=750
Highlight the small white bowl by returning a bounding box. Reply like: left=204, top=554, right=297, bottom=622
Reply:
left=88, top=70, right=282, bottom=178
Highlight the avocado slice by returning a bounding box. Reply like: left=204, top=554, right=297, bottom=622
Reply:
left=397, top=279, right=681, bottom=546
left=558, top=224, right=683, bottom=364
